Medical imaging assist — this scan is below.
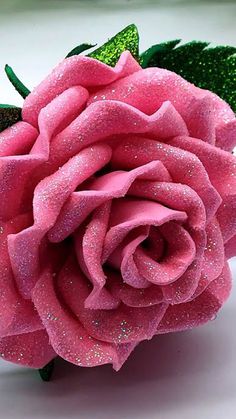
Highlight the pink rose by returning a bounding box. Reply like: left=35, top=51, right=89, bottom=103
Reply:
left=0, top=51, right=235, bottom=370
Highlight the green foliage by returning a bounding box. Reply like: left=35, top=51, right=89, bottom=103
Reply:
left=0, top=104, right=21, bottom=132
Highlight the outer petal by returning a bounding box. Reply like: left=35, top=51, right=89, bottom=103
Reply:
left=216, top=120, right=236, bottom=152
left=0, top=86, right=88, bottom=221
left=170, top=136, right=236, bottom=242
left=225, top=234, right=236, bottom=259
left=191, top=218, right=225, bottom=299
left=8, top=144, right=111, bottom=298
left=22, top=51, right=141, bottom=127
left=0, top=215, right=43, bottom=338
left=157, top=263, right=232, bottom=334
left=48, top=100, right=188, bottom=168
left=89, top=66, right=234, bottom=144
left=0, top=330, right=55, bottom=368
left=0, top=122, right=38, bottom=157
left=32, top=265, right=138, bottom=371
left=57, top=259, right=168, bottom=345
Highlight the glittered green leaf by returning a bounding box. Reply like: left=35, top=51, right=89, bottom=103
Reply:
left=140, top=40, right=181, bottom=68
left=88, top=24, right=139, bottom=66
left=66, top=43, right=96, bottom=58
left=0, top=104, right=21, bottom=133
left=141, top=41, right=236, bottom=112
left=5, top=64, right=30, bottom=99
left=38, top=359, right=55, bottom=382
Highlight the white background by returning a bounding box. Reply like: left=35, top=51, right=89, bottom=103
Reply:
left=0, top=1, right=236, bottom=418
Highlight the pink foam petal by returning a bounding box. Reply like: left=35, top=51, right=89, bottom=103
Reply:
left=8, top=144, right=111, bottom=298
left=111, top=280, right=164, bottom=308
left=32, top=264, right=138, bottom=371
left=142, top=227, right=165, bottom=261
left=134, top=222, right=196, bottom=286
left=22, top=51, right=141, bottom=127
left=48, top=100, right=188, bottom=169
left=31, top=86, right=89, bottom=157
left=216, top=120, right=236, bottom=152
left=191, top=218, right=225, bottom=299
left=0, top=87, right=88, bottom=221
left=0, top=330, right=56, bottom=368
left=169, top=135, right=236, bottom=198
left=112, top=137, right=221, bottom=221
left=0, top=122, right=38, bottom=157
left=225, top=234, right=236, bottom=259
left=89, top=67, right=234, bottom=143
left=103, top=198, right=187, bottom=262
left=170, top=136, right=236, bottom=242
left=48, top=160, right=168, bottom=242
left=57, top=259, right=168, bottom=344
left=128, top=180, right=206, bottom=230
left=161, top=229, right=206, bottom=304
left=108, top=226, right=150, bottom=289
left=157, top=262, right=232, bottom=334
left=0, top=215, right=43, bottom=338
left=75, top=202, right=119, bottom=310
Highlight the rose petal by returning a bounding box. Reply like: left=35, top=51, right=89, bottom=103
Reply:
left=0, top=122, right=38, bottom=157
left=216, top=120, right=236, bottom=152
left=8, top=144, right=111, bottom=298
left=75, top=202, right=120, bottom=310
left=134, top=222, right=196, bottom=286
left=157, top=262, right=232, bottom=334
left=89, top=66, right=234, bottom=143
left=225, top=234, right=236, bottom=259
left=111, top=280, right=164, bottom=308
left=103, top=198, right=187, bottom=262
left=0, top=215, right=43, bottom=338
left=49, top=160, right=170, bottom=242
left=160, top=229, right=206, bottom=304
left=0, top=330, right=55, bottom=368
left=128, top=180, right=206, bottom=230
left=22, top=51, right=141, bottom=127
left=112, top=137, right=221, bottom=221
left=170, top=136, right=236, bottom=241
left=108, top=226, right=150, bottom=289
left=32, top=264, right=138, bottom=371
left=48, top=100, right=188, bottom=168
left=57, top=258, right=168, bottom=345
left=0, top=87, right=88, bottom=220
left=191, top=218, right=225, bottom=299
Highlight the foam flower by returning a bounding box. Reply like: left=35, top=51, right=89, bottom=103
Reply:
left=0, top=26, right=235, bottom=378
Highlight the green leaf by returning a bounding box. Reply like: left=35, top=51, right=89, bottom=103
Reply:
left=140, top=40, right=181, bottom=68
left=0, top=105, right=22, bottom=133
left=141, top=41, right=236, bottom=112
left=66, top=43, right=96, bottom=58
left=88, top=24, right=139, bottom=67
left=38, top=360, right=55, bottom=382
left=5, top=64, right=30, bottom=99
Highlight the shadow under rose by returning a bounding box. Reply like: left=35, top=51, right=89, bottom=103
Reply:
left=1, top=296, right=235, bottom=419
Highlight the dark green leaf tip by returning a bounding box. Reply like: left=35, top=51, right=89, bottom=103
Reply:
left=66, top=43, right=96, bottom=58
left=140, top=39, right=181, bottom=68
left=5, top=64, right=31, bottom=99
left=38, top=360, right=55, bottom=382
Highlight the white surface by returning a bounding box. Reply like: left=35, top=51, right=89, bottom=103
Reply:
left=0, top=1, right=235, bottom=418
